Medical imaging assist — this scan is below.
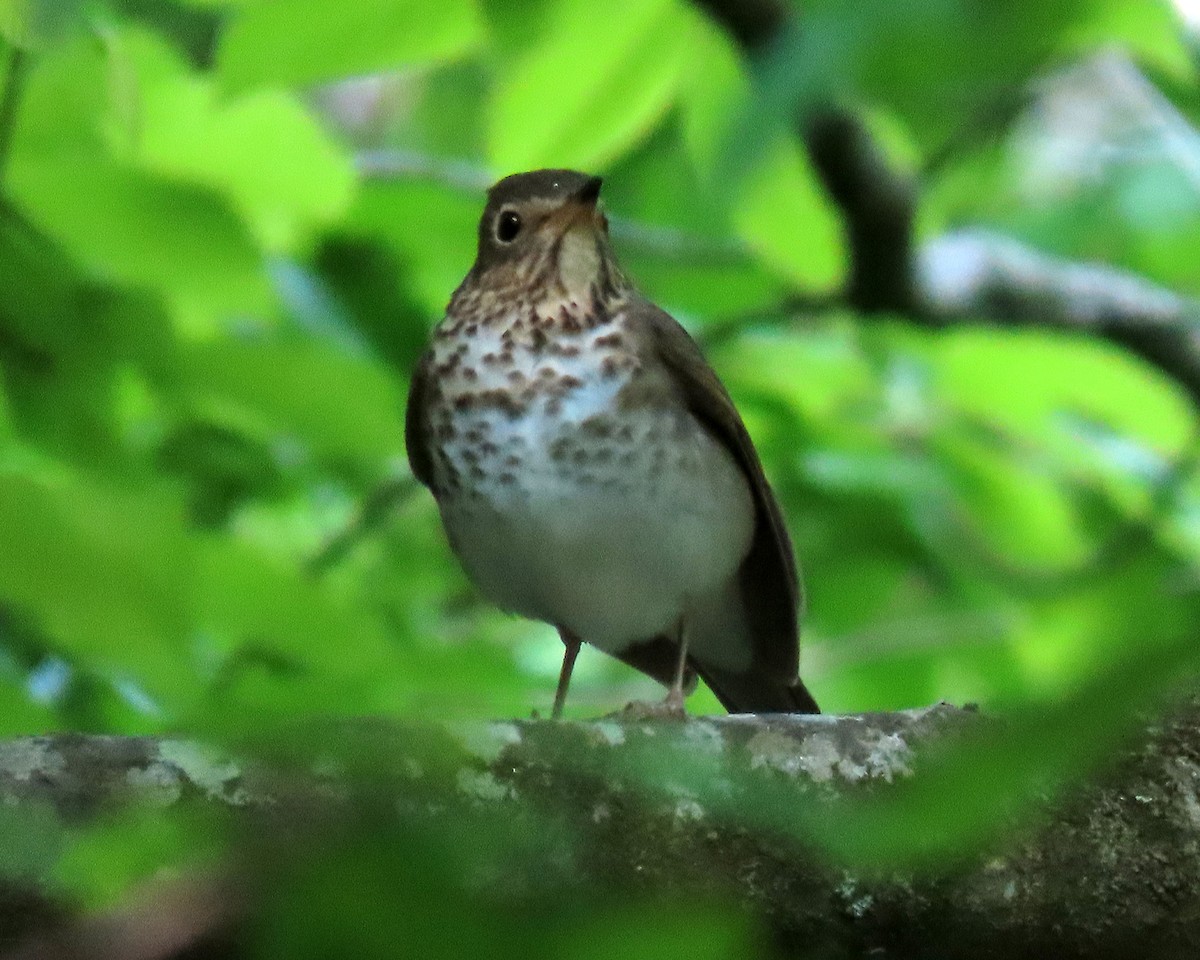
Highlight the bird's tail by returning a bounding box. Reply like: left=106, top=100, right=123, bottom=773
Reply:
left=697, top=664, right=820, bottom=715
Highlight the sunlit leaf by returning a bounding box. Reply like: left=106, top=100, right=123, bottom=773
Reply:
left=8, top=156, right=269, bottom=312
left=138, top=80, right=357, bottom=251
left=217, top=0, right=483, bottom=91
left=487, top=0, right=692, bottom=172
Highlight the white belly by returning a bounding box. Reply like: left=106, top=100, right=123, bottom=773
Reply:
left=437, top=403, right=754, bottom=653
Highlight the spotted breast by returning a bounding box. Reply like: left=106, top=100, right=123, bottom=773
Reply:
left=421, top=287, right=755, bottom=662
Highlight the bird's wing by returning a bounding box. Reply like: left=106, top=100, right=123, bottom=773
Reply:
left=404, top=351, right=435, bottom=488
left=636, top=299, right=803, bottom=683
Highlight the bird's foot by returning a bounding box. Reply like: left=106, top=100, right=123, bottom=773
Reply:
left=609, top=691, right=688, bottom=722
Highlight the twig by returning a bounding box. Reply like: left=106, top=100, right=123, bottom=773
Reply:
left=353, top=148, right=492, bottom=192
left=306, top=476, right=417, bottom=575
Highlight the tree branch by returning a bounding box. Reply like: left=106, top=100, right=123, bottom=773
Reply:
left=690, top=0, right=1200, bottom=406
left=918, top=230, right=1200, bottom=405
left=3, top=701, right=1200, bottom=958
left=804, top=108, right=918, bottom=312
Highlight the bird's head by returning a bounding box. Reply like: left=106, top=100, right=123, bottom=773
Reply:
left=470, top=169, right=625, bottom=301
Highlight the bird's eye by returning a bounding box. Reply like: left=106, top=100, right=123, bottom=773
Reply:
left=496, top=210, right=522, bottom=243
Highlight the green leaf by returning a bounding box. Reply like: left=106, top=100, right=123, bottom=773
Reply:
left=8, top=156, right=269, bottom=312
left=347, top=179, right=481, bottom=315
left=933, top=430, right=1092, bottom=567
left=139, top=81, right=356, bottom=250
left=196, top=538, right=394, bottom=680
left=679, top=19, right=843, bottom=289
left=934, top=329, right=1194, bottom=461
left=1066, top=0, right=1193, bottom=78
left=217, top=0, right=483, bottom=91
left=183, top=337, right=404, bottom=463
left=732, top=138, right=844, bottom=289
left=0, top=0, right=87, bottom=48
left=487, top=0, right=693, bottom=172
left=0, top=802, right=66, bottom=879
left=0, top=465, right=195, bottom=694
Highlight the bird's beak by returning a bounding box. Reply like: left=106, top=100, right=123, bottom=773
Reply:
left=574, top=176, right=603, bottom=205
left=555, top=177, right=605, bottom=232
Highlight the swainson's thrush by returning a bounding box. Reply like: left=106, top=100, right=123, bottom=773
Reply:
left=406, top=170, right=819, bottom=717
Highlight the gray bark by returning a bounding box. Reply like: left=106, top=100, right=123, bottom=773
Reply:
left=2, top=699, right=1200, bottom=958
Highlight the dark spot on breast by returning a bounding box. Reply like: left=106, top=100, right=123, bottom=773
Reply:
left=469, top=465, right=486, bottom=481
left=537, top=366, right=557, bottom=379
left=498, top=472, right=516, bottom=486
left=559, top=375, right=583, bottom=391
left=507, top=370, right=526, bottom=384
left=594, top=333, right=623, bottom=349
left=482, top=352, right=497, bottom=365
left=461, top=367, right=478, bottom=381
left=530, top=328, right=548, bottom=352
left=478, top=388, right=525, bottom=418
left=504, top=454, right=521, bottom=468
left=601, top=357, right=620, bottom=379
left=480, top=441, right=499, bottom=456
left=581, top=417, right=612, bottom=438
left=545, top=398, right=563, bottom=415
left=549, top=437, right=572, bottom=461
left=453, top=393, right=477, bottom=411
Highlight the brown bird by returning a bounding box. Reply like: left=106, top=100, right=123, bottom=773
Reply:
left=406, top=169, right=819, bottom=717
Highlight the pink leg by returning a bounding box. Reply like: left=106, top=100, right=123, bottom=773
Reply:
left=552, top=629, right=582, bottom=719
left=663, top=619, right=690, bottom=713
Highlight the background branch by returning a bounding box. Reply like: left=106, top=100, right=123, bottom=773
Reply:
left=690, top=0, right=1200, bottom=407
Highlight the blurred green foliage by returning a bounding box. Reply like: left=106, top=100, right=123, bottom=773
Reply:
left=1, top=0, right=1200, bottom=953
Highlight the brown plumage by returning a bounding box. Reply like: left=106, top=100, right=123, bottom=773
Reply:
left=406, top=169, right=818, bottom=715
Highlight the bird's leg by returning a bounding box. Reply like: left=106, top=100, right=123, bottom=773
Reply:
left=662, top=618, right=690, bottom=715
left=552, top=628, right=582, bottom=720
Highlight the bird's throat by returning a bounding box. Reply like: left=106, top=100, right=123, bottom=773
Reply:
left=554, top=227, right=604, bottom=299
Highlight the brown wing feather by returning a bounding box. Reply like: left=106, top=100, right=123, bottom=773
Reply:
left=637, top=299, right=803, bottom=682
left=405, top=351, right=435, bottom=489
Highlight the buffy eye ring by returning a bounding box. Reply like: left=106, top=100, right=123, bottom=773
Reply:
left=496, top=210, right=522, bottom=242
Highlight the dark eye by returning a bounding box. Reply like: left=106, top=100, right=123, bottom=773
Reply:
left=496, top=210, right=522, bottom=243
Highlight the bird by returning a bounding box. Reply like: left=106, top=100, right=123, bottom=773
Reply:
left=405, top=169, right=819, bottom=718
